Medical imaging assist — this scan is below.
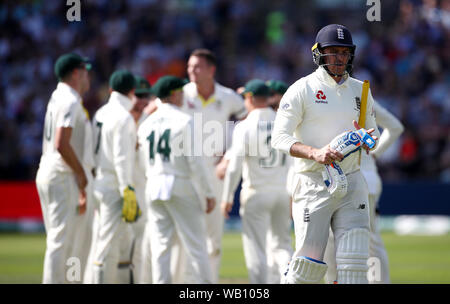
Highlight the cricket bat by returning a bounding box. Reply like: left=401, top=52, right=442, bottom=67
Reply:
left=358, top=80, right=370, bottom=164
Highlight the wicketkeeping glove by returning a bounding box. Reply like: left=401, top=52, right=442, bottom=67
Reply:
left=122, top=186, right=141, bottom=223
left=322, top=162, right=348, bottom=198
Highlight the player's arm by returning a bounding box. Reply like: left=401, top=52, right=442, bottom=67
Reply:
left=55, top=101, right=88, bottom=214
left=113, top=116, right=141, bottom=222
left=371, top=102, right=404, bottom=158
left=113, top=117, right=137, bottom=192
left=271, top=85, right=343, bottom=165
left=221, top=125, right=246, bottom=219
left=55, top=126, right=87, bottom=214
left=230, top=91, right=248, bottom=121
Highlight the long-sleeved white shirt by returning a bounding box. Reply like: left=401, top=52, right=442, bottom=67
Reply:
left=182, top=82, right=247, bottom=157
left=137, top=102, right=214, bottom=198
left=272, top=66, right=380, bottom=175
left=93, top=91, right=137, bottom=192
left=361, top=101, right=404, bottom=194
left=222, top=107, right=290, bottom=203
left=38, top=82, right=93, bottom=174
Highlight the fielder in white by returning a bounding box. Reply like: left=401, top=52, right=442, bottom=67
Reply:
left=180, top=49, right=247, bottom=282
left=137, top=75, right=216, bottom=284
left=112, top=75, right=153, bottom=284
left=324, top=101, right=404, bottom=284
left=36, top=53, right=93, bottom=283
left=221, top=79, right=293, bottom=284
left=272, top=24, right=380, bottom=284
left=91, top=70, right=141, bottom=284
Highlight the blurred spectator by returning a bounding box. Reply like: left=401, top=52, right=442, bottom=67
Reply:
left=0, top=0, right=448, bottom=181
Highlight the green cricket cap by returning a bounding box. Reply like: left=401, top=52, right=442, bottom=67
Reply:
left=54, top=53, right=91, bottom=80
left=152, top=76, right=188, bottom=99
left=266, top=80, right=288, bottom=95
left=134, top=76, right=153, bottom=96
left=109, top=70, right=137, bottom=95
left=243, top=79, right=271, bottom=97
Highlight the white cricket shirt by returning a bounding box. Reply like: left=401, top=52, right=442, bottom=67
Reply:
left=272, top=66, right=380, bottom=175
left=93, top=91, right=137, bottom=192
left=38, top=82, right=92, bottom=173
left=137, top=102, right=214, bottom=198
left=222, top=107, right=291, bottom=203
left=360, top=101, right=404, bottom=194
left=182, top=82, right=247, bottom=157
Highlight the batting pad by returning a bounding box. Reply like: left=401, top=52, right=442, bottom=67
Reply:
left=336, top=228, right=370, bottom=284
left=282, top=256, right=328, bottom=284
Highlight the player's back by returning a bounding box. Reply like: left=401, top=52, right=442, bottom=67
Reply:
left=92, top=93, right=136, bottom=185
left=137, top=103, right=193, bottom=178
left=39, top=82, right=87, bottom=174
left=239, top=108, right=290, bottom=190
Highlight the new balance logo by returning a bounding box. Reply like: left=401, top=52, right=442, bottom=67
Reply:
left=358, top=204, right=366, bottom=210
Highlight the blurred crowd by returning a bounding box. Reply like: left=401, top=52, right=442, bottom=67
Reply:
left=0, top=0, right=449, bottom=181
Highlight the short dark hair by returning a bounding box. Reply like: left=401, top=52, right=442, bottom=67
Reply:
left=190, top=48, right=217, bottom=66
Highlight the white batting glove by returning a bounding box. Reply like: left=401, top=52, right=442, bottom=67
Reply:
left=329, top=129, right=375, bottom=160
left=322, top=162, right=347, bottom=198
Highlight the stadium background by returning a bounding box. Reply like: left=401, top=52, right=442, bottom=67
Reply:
left=0, top=0, right=449, bottom=283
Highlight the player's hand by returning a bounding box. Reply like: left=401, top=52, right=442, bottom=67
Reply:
left=221, top=201, right=233, bottom=219
left=312, top=145, right=344, bottom=165
left=75, top=171, right=88, bottom=191
left=352, top=120, right=378, bottom=154
left=122, top=186, right=141, bottom=223
left=206, top=197, right=216, bottom=214
left=77, top=189, right=87, bottom=215
left=215, top=159, right=229, bottom=180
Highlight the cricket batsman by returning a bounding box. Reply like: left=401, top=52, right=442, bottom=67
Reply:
left=272, top=24, right=380, bottom=284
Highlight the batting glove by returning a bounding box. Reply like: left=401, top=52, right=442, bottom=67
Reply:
left=322, top=162, right=348, bottom=198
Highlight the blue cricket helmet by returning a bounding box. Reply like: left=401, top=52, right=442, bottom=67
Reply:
left=311, top=24, right=356, bottom=76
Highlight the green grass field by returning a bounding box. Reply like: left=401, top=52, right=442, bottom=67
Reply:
left=0, top=231, right=449, bottom=284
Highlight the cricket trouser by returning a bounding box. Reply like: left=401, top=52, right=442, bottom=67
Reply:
left=149, top=177, right=213, bottom=284
left=181, top=158, right=224, bottom=283
left=92, top=181, right=133, bottom=284
left=204, top=159, right=224, bottom=283
left=240, top=187, right=293, bottom=284
left=287, top=170, right=370, bottom=284
left=70, top=166, right=94, bottom=283
left=116, top=180, right=148, bottom=284
left=36, top=169, right=78, bottom=284
left=83, top=205, right=100, bottom=283
left=139, top=214, right=153, bottom=284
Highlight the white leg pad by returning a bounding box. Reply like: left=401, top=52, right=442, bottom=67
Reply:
left=336, top=228, right=370, bottom=284
left=282, top=256, right=328, bottom=284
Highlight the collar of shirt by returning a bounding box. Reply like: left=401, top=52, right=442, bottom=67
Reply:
left=247, top=107, right=273, bottom=119
left=315, top=66, right=349, bottom=88
left=110, top=91, right=133, bottom=111
left=192, top=82, right=218, bottom=108
left=158, top=102, right=180, bottom=112
left=57, top=82, right=82, bottom=102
